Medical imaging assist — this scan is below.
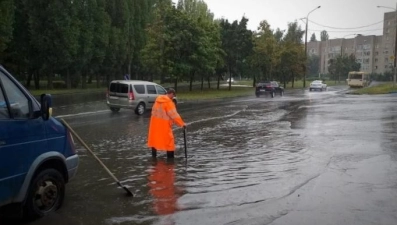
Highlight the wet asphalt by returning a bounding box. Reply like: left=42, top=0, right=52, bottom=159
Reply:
left=6, top=85, right=397, bottom=225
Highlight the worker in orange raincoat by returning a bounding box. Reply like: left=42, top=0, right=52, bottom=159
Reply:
left=148, top=88, right=186, bottom=158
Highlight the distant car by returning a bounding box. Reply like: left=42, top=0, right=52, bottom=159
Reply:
left=255, top=81, right=284, bottom=98
left=226, top=77, right=234, bottom=83
left=106, top=80, right=177, bottom=115
left=309, top=80, right=327, bottom=91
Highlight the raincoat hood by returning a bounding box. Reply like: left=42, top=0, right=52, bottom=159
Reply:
left=155, top=95, right=172, bottom=104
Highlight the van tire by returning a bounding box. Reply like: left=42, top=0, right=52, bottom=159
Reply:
left=110, top=107, right=120, bottom=112
left=23, top=169, right=65, bottom=220
left=135, top=103, right=146, bottom=115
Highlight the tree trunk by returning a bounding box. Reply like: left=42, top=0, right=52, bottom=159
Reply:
left=81, top=71, right=87, bottom=89
left=88, top=74, right=93, bottom=84
left=66, top=69, right=72, bottom=89
left=207, top=76, right=211, bottom=89
left=228, top=64, right=232, bottom=91
left=173, top=79, right=178, bottom=92
left=34, top=71, right=40, bottom=90
left=200, top=76, right=204, bottom=91
left=47, top=70, right=53, bottom=89
left=292, top=73, right=295, bottom=88
left=26, top=70, right=33, bottom=88
left=96, top=74, right=100, bottom=88
left=127, top=62, right=131, bottom=80
left=189, top=74, right=193, bottom=91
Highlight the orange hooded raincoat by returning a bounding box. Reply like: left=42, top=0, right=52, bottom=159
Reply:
left=147, top=95, right=185, bottom=151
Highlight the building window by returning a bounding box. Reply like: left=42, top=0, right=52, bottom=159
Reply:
left=375, top=58, right=378, bottom=62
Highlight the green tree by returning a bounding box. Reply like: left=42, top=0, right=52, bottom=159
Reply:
left=320, top=30, right=329, bottom=41
left=123, top=0, right=155, bottom=80
left=27, top=0, right=80, bottom=89
left=310, top=33, right=317, bottom=42
left=279, top=21, right=305, bottom=86
left=220, top=17, right=253, bottom=90
left=87, top=0, right=111, bottom=87
left=141, top=0, right=173, bottom=83
left=0, top=0, right=14, bottom=54
left=328, top=53, right=360, bottom=83
left=273, top=28, right=284, bottom=43
left=283, top=21, right=304, bottom=44
left=250, top=20, right=277, bottom=83
left=102, top=0, right=129, bottom=83
left=177, top=0, right=223, bottom=90
left=308, top=54, right=320, bottom=76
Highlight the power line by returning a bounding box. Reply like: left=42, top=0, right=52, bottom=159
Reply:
left=309, top=28, right=383, bottom=33
left=308, top=20, right=384, bottom=30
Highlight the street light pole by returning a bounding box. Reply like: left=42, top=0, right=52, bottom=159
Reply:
left=377, top=4, right=397, bottom=87
left=304, top=6, right=321, bottom=88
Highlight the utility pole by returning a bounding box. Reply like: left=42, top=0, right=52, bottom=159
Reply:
left=303, top=6, right=321, bottom=88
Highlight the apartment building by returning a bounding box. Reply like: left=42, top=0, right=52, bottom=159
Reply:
left=307, top=11, right=395, bottom=75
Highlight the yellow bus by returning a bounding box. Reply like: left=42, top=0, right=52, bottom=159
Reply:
left=346, top=71, right=370, bottom=88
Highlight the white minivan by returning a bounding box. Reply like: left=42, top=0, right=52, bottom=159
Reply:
left=106, top=80, right=177, bottom=115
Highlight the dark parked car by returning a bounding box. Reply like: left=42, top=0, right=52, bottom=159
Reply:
left=255, top=81, right=284, bottom=98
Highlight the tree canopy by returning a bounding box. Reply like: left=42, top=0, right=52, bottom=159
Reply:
left=320, top=30, right=329, bottom=41
left=0, top=0, right=325, bottom=91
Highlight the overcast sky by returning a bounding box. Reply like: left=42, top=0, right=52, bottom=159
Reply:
left=173, top=0, right=395, bottom=39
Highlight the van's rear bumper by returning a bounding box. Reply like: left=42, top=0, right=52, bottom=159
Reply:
left=65, top=154, right=79, bottom=182
left=106, top=100, right=138, bottom=109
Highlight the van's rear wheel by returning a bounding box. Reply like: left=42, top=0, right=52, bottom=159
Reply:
left=24, top=169, right=65, bottom=220
left=110, top=107, right=120, bottom=112
left=135, top=103, right=146, bottom=115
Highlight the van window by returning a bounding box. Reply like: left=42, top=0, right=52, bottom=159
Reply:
left=134, top=84, right=145, bottom=94
left=0, top=84, right=9, bottom=119
left=110, top=83, right=128, bottom=93
left=146, top=85, right=156, bottom=94
left=156, top=85, right=166, bottom=95
left=0, top=71, right=29, bottom=119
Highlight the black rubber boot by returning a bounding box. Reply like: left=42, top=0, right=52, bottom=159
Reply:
left=166, top=151, right=174, bottom=158
left=151, top=148, right=157, bottom=158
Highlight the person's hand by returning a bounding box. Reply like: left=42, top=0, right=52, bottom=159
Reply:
left=183, top=125, right=187, bottom=130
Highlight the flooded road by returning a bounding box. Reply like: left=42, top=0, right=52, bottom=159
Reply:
left=16, top=86, right=397, bottom=225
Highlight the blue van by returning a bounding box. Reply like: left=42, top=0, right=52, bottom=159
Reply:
left=0, top=66, right=78, bottom=219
